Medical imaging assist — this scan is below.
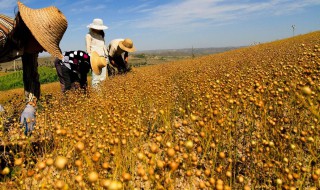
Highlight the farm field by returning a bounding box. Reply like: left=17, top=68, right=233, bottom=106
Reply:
left=0, top=48, right=234, bottom=92
left=0, top=31, right=319, bottom=189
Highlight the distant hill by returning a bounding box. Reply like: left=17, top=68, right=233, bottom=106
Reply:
left=134, top=46, right=243, bottom=56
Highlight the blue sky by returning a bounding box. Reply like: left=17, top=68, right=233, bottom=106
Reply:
left=1, top=0, right=320, bottom=54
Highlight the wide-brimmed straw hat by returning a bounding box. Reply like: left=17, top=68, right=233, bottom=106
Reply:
left=87, top=18, right=108, bottom=30
left=18, top=1, right=68, bottom=59
left=90, top=51, right=107, bottom=75
left=119, top=38, right=136, bottom=53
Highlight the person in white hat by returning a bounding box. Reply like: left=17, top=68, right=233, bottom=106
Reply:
left=86, top=18, right=108, bottom=88
left=0, top=2, right=67, bottom=135
left=54, top=50, right=106, bottom=93
left=107, top=38, right=136, bottom=76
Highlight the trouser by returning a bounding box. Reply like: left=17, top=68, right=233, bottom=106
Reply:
left=22, top=53, right=40, bottom=105
left=54, top=58, right=88, bottom=93
left=91, top=66, right=107, bottom=87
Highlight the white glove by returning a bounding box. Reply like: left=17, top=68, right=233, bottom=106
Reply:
left=20, top=104, right=36, bottom=135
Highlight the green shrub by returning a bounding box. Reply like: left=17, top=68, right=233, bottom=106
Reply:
left=0, top=66, right=58, bottom=91
left=134, top=53, right=146, bottom=59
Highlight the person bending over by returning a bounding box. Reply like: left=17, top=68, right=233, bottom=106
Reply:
left=107, top=38, right=136, bottom=76
left=0, top=2, right=67, bottom=135
left=54, top=51, right=106, bottom=93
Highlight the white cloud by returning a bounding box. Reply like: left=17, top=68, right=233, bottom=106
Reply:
left=120, top=2, right=154, bottom=14
left=70, top=4, right=106, bottom=13
left=132, top=0, right=320, bottom=29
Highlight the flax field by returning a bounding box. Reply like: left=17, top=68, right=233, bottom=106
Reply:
left=0, top=31, right=319, bottom=190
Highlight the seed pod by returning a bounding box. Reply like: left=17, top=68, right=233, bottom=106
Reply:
left=238, top=176, right=244, bottom=183
left=122, top=173, right=131, bottom=181
left=1, top=167, right=10, bottom=175
left=75, top=175, right=83, bottom=182
left=219, top=152, right=226, bottom=159
left=276, top=178, right=282, bottom=185
left=157, top=160, right=165, bottom=169
left=46, top=158, right=54, bottom=166
left=204, top=169, right=211, bottom=176
left=75, top=141, right=85, bottom=151
left=199, top=181, right=206, bottom=189
left=150, top=144, right=159, bottom=153
left=92, top=152, right=101, bottom=162
left=55, top=180, right=65, bottom=189
left=27, top=170, right=35, bottom=177
left=108, top=181, right=123, bottom=190
left=312, top=174, right=318, bottom=181
left=137, top=152, right=145, bottom=160
left=14, top=158, right=23, bottom=166
left=301, top=86, right=312, bottom=95
left=169, top=161, right=179, bottom=171
left=167, top=148, right=175, bottom=157
left=37, top=161, right=46, bottom=170
left=55, top=156, right=68, bottom=170
left=88, top=171, right=99, bottom=182
left=137, top=167, right=146, bottom=177
left=185, top=140, right=194, bottom=149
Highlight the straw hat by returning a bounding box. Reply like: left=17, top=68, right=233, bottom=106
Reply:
left=119, top=38, right=136, bottom=53
left=17, top=1, right=68, bottom=59
left=87, top=18, right=108, bottom=30
left=90, top=51, right=107, bottom=75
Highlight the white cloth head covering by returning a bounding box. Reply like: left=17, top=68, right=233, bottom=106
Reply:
left=87, top=18, right=108, bottom=30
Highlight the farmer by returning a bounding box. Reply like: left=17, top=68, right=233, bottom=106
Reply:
left=86, top=18, right=108, bottom=87
left=0, top=2, right=67, bottom=135
left=54, top=50, right=106, bottom=93
left=107, top=38, right=136, bottom=76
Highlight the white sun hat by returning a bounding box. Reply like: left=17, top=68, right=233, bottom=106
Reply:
left=87, top=18, right=108, bottom=30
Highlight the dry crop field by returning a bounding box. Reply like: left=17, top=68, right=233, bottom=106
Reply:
left=0, top=31, right=319, bottom=190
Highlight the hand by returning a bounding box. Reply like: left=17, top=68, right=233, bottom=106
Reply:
left=20, top=104, right=36, bottom=136
left=110, top=60, right=117, bottom=67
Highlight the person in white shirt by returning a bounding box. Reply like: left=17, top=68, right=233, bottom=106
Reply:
left=86, top=18, right=108, bottom=87
left=107, top=38, right=136, bottom=76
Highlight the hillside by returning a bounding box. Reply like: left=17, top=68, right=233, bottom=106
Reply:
left=0, top=31, right=319, bottom=190
left=134, top=46, right=241, bottom=57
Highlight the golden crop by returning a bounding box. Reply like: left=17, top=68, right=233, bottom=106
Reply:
left=0, top=31, right=319, bottom=189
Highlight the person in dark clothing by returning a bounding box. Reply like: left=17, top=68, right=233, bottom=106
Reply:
left=54, top=51, right=106, bottom=93
left=0, top=2, right=67, bottom=135
left=107, top=38, right=136, bottom=76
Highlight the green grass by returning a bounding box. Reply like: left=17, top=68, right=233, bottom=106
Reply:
left=0, top=66, right=59, bottom=91
left=0, top=72, right=9, bottom=77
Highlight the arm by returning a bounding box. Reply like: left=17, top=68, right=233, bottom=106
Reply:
left=20, top=53, right=39, bottom=135
left=103, top=44, right=108, bottom=58
left=107, top=44, right=116, bottom=66
left=85, top=34, right=91, bottom=53
left=124, top=52, right=129, bottom=63
left=109, top=57, right=117, bottom=67
left=0, top=15, right=23, bottom=63
left=22, top=53, right=40, bottom=105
